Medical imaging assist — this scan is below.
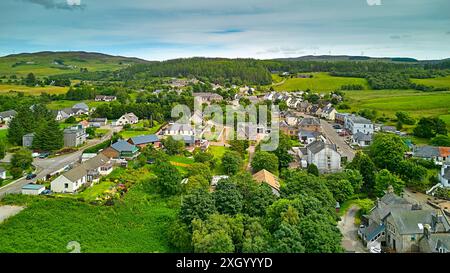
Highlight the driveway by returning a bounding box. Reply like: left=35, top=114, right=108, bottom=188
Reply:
left=0, top=205, right=24, bottom=224
left=338, top=205, right=367, bottom=253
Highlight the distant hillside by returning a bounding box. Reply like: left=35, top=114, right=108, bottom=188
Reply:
left=0, top=51, right=150, bottom=76
left=274, top=55, right=419, bottom=63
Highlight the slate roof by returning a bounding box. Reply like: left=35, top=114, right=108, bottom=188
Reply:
left=82, top=153, right=111, bottom=171
left=129, top=134, right=159, bottom=145
left=347, top=115, right=372, bottom=124
left=443, top=167, right=450, bottom=180
left=298, top=130, right=321, bottom=138
left=72, top=103, right=89, bottom=111
left=389, top=209, right=434, bottom=235
left=353, top=132, right=373, bottom=142
left=414, top=146, right=440, bottom=158
left=306, top=140, right=337, bottom=154
left=111, top=140, right=138, bottom=153
left=63, top=165, right=88, bottom=182
left=0, top=110, right=17, bottom=118
left=420, top=233, right=450, bottom=253
left=299, top=117, right=321, bottom=126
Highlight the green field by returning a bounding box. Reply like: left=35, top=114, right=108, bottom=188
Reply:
left=0, top=51, right=147, bottom=77
left=0, top=84, right=68, bottom=95
left=46, top=100, right=107, bottom=110
left=343, top=90, right=450, bottom=119
left=411, top=75, right=450, bottom=89
left=0, top=181, right=178, bottom=253
left=273, top=72, right=369, bottom=92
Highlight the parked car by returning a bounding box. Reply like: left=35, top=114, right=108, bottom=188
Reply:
left=333, top=124, right=342, bottom=129
left=40, top=189, right=52, bottom=195
left=26, top=173, right=37, bottom=180
left=39, top=152, right=50, bottom=159
left=32, top=152, right=40, bottom=158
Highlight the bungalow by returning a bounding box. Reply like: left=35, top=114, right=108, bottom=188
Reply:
left=352, top=132, right=373, bottom=147
left=0, top=167, right=6, bottom=179
left=51, top=154, right=113, bottom=193
left=165, top=123, right=195, bottom=136
left=95, top=95, right=117, bottom=102
left=55, top=105, right=88, bottom=121
left=306, top=140, right=341, bottom=173
left=21, top=184, right=45, bottom=195
left=298, top=117, right=322, bottom=132
left=88, top=118, right=108, bottom=127
left=252, top=169, right=280, bottom=196
left=102, top=140, right=139, bottom=160
left=0, top=110, right=17, bottom=125
left=113, top=113, right=139, bottom=126
left=127, top=134, right=161, bottom=148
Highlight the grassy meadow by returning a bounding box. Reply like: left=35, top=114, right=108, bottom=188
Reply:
left=0, top=84, right=68, bottom=95
left=273, top=72, right=369, bottom=92
left=411, top=75, right=450, bottom=89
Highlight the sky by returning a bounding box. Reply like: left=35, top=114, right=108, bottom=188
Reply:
left=0, top=0, right=449, bottom=60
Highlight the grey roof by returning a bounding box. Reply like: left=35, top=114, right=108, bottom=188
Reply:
left=72, top=103, right=89, bottom=111
left=414, top=146, right=440, bottom=158
left=0, top=110, right=17, bottom=118
left=420, top=233, right=450, bottom=253
left=299, top=117, right=321, bottom=126
left=168, top=123, right=194, bottom=132
left=306, top=140, right=337, bottom=154
left=353, top=132, right=373, bottom=142
left=381, top=126, right=396, bottom=132
left=181, top=135, right=195, bottom=145
left=347, top=115, right=372, bottom=124
left=129, top=134, right=159, bottom=145
left=444, top=167, right=450, bottom=180
left=298, top=130, right=321, bottom=138
left=82, top=153, right=111, bottom=171
left=63, top=165, right=88, bottom=182
left=22, top=184, right=44, bottom=190
left=389, top=209, right=434, bottom=235
left=111, top=140, right=138, bottom=152
left=380, top=193, right=411, bottom=206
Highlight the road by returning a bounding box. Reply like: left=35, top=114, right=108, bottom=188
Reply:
left=320, top=119, right=355, bottom=161
left=338, top=205, right=367, bottom=253
left=0, top=126, right=117, bottom=199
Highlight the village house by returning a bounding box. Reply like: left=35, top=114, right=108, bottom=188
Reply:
left=0, top=110, right=17, bottom=125
left=344, top=115, right=374, bottom=135
left=309, top=105, right=322, bottom=117
left=113, top=113, right=139, bottom=126
left=359, top=187, right=450, bottom=253
left=335, top=112, right=349, bottom=125
left=51, top=153, right=113, bottom=193
left=22, top=133, right=35, bottom=148
left=55, top=103, right=89, bottom=121
left=352, top=132, right=374, bottom=147
left=298, top=117, right=322, bottom=132
left=305, top=140, right=341, bottom=173
left=88, top=118, right=108, bottom=127
left=321, top=104, right=337, bottom=121
left=101, top=140, right=139, bottom=160
left=95, top=95, right=117, bottom=102
left=279, top=121, right=298, bottom=137
left=165, top=123, right=195, bottom=136
left=252, top=169, right=281, bottom=196
left=63, top=125, right=87, bottom=147
left=193, top=93, right=223, bottom=105
left=298, top=130, right=324, bottom=145
left=297, top=101, right=312, bottom=113
left=127, top=134, right=161, bottom=149
left=413, top=146, right=450, bottom=165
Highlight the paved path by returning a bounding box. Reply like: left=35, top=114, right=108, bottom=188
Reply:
left=0, top=205, right=24, bottom=224
left=338, top=205, right=367, bottom=253
left=320, top=119, right=355, bottom=161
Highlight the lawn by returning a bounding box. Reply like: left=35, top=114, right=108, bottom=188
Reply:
left=411, top=75, right=450, bottom=89
left=207, top=145, right=231, bottom=174
left=0, top=180, right=179, bottom=253
left=0, top=129, right=7, bottom=142
left=0, top=84, right=68, bottom=95
left=343, top=90, right=450, bottom=119
left=168, top=155, right=195, bottom=165
left=273, top=72, right=369, bottom=92
left=439, top=114, right=450, bottom=128
left=119, top=121, right=163, bottom=139
left=46, top=100, right=108, bottom=110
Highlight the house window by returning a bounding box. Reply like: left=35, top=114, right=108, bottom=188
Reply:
left=411, top=235, right=416, bottom=241
left=64, top=183, right=69, bottom=189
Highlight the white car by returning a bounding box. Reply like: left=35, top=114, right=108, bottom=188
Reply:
left=370, top=247, right=381, bottom=253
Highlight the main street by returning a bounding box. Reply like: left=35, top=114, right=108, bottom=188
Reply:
left=0, top=126, right=118, bottom=199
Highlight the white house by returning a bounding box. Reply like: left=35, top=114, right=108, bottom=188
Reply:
left=0, top=167, right=6, bottom=179
left=352, top=132, right=373, bottom=147
left=0, top=110, right=17, bottom=125
left=21, top=184, right=45, bottom=195
left=165, top=123, right=195, bottom=136
left=321, top=104, right=337, bottom=121
left=113, top=113, right=139, bottom=126
left=298, top=130, right=324, bottom=145
left=344, top=115, right=374, bottom=135
left=306, top=140, right=342, bottom=173
left=51, top=154, right=113, bottom=193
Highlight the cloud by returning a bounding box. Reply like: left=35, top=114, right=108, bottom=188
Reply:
left=21, top=0, right=84, bottom=10
left=208, top=29, right=245, bottom=35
